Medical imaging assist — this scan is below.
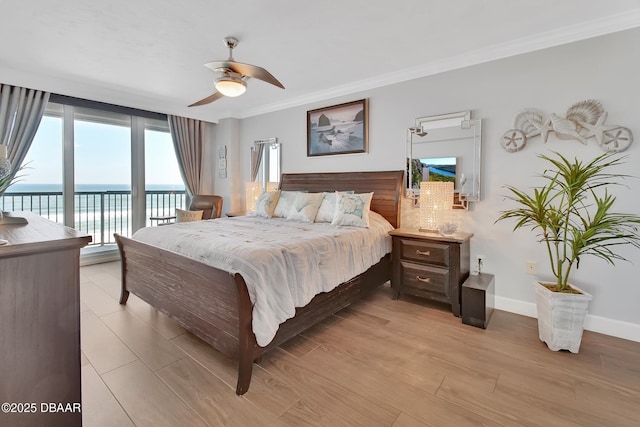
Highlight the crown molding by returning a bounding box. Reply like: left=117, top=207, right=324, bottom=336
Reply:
left=238, top=9, right=640, bottom=119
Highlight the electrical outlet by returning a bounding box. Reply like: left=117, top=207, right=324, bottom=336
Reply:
left=526, top=261, right=537, bottom=275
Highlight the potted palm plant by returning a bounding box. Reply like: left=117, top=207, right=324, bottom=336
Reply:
left=496, top=151, right=640, bottom=353
left=0, top=153, right=28, bottom=225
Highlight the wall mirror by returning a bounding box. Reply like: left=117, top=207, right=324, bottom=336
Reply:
left=250, top=138, right=281, bottom=190
left=407, top=111, right=482, bottom=208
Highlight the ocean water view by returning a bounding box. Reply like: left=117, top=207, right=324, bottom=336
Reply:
left=8, top=183, right=185, bottom=193
left=1, top=184, right=186, bottom=246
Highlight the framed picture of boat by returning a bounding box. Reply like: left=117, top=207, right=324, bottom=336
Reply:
left=307, top=99, right=368, bottom=156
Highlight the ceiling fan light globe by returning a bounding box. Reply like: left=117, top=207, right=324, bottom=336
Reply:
left=215, top=77, right=247, bottom=97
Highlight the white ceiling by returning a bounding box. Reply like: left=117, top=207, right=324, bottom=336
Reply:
left=1, top=1, right=639, bottom=123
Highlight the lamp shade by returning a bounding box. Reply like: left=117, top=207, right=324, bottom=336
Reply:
left=215, top=76, right=247, bottom=97
left=419, top=181, right=454, bottom=232
left=245, top=181, right=262, bottom=212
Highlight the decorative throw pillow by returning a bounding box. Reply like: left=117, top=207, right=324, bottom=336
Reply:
left=273, top=190, right=305, bottom=218
left=286, top=192, right=324, bottom=223
left=331, top=192, right=374, bottom=228
left=176, top=208, right=204, bottom=223
left=255, top=191, right=281, bottom=218
left=314, top=191, right=354, bottom=223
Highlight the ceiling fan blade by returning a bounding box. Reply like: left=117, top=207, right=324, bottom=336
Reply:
left=205, top=60, right=284, bottom=89
left=229, top=61, right=285, bottom=89
left=188, top=91, right=224, bottom=107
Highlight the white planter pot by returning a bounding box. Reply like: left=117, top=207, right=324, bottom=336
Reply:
left=533, top=281, right=592, bottom=353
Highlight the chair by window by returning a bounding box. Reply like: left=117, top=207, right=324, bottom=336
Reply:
left=189, top=195, right=223, bottom=220
left=150, top=195, right=223, bottom=225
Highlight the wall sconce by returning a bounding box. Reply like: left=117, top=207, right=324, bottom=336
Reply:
left=245, top=181, right=262, bottom=213
left=420, top=181, right=456, bottom=234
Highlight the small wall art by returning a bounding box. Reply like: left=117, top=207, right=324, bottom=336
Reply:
left=500, top=100, right=633, bottom=153
left=307, top=99, right=368, bottom=157
left=218, top=145, right=227, bottom=178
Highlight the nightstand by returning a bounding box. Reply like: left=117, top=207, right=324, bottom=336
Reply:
left=389, top=228, right=472, bottom=317
left=226, top=211, right=246, bottom=217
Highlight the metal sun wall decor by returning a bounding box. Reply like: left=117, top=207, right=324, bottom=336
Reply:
left=500, top=100, right=633, bottom=153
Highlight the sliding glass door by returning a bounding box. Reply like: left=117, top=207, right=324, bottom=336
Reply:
left=144, top=126, right=185, bottom=226
left=1, top=101, right=185, bottom=251
left=0, top=115, right=64, bottom=222
left=74, top=109, right=132, bottom=245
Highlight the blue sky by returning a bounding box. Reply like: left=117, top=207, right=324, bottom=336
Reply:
left=17, top=116, right=183, bottom=188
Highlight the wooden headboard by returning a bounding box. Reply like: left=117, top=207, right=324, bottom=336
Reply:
left=280, top=170, right=404, bottom=228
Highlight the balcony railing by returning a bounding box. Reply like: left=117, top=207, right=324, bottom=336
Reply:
left=0, top=190, right=186, bottom=246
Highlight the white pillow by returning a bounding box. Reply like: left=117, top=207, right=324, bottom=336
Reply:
left=287, top=192, right=324, bottom=223
left=273, top=191, right=305, bottom=218
left=255, top=191, right=281, bottom=218
left=331, top=192, right=374, bottom=228
left=314, top=191, right=354, bottom=223
left=176, top=208, right=203, bottom=223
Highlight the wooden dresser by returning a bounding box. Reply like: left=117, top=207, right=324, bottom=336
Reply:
left=389, top=228, right=472, bottom=317
left=0, top=212, right=91, bottom=427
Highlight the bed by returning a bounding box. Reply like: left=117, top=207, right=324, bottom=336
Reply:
left=114, top=170, right=403, bottom=394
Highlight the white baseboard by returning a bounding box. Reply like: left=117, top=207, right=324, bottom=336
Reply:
left=583, top=314, right=640, bottom=343
left=495, top=296, right=537, bottom=319
left=495, top=296, right=640, bottom=343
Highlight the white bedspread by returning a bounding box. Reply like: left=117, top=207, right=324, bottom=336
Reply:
left=132, top=212, right=393, bottom=346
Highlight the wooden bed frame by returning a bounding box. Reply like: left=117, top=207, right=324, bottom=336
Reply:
left=114, top=170, right=403, bottom=394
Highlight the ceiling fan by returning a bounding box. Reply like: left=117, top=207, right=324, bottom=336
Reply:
left=189, top=37, right=285, bottom=107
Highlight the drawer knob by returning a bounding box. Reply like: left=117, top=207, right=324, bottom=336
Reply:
left=416, top=249, right=431, bottom=256
left=416, top=276, right=431, bottom=283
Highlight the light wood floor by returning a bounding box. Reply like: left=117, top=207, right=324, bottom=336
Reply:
left=80, top=261, right=640, bottom=426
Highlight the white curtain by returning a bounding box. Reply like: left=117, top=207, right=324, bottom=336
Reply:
left=167, top=115, right=204, bottom=199
left=0, top=84, right=50, bottom=181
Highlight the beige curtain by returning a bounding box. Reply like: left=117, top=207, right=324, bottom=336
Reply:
left=167, top=115, right=204, bottom=199
left=0, top=84, right=50, bottom=181
left=250, top=144, right=263, bottom=182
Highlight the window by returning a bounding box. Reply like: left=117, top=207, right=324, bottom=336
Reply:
left=0, top=99, right=186, bottom=252
left=74, top=110, right=131, bottom=244
left=144, top=127, right=185, bottom=226
left=1, top=114, right=63, bottom=223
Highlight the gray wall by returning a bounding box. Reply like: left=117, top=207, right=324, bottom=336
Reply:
left=231, top=28, right=640, bottom=337
left=211, top=118, right=243, bottom=214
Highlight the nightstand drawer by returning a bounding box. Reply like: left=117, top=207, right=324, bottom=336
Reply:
left=400, top=261, right=449, bottom=297
left=398, top=238, right=450, bottom=267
